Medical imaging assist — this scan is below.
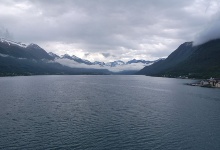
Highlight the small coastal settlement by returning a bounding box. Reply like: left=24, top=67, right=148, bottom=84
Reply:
left=190, top=78, right=220, bottom=88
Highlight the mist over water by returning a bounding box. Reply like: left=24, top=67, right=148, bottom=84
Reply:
left=0, top=75, right=220, bottom=150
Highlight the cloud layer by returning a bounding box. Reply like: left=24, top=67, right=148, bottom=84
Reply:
left=193, top=12, right=220, bottom=45
left=54, top=58, right=150, bottom=72
left=0, top=0, right=219, bottom=61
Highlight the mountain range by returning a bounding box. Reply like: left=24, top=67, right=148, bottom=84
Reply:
left=0, top=38, right=158, bottom=76
left=49, top=52, right=158, bottom=67
left=1, top=37, right=219, bottom=78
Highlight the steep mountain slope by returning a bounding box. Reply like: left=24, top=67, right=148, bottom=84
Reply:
left=138, top=39, right=220, bottom=78
left=61, top=54, right=93, bottom=65
left=0, top=56, right=111, bottom=76
left=48, top=52, right=60, bottom=59
left=169, top=39, right=220, bottom=78
left=0, top=38, right=53, bottom=60
left=26, top=44, right=53, bottom=60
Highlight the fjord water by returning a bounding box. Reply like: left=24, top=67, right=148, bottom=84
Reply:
left=0, top=75, right=220, bottom=150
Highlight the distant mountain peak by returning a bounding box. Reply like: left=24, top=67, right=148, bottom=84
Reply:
left=60, top=54, right=92, bottom=65
left=48, top=52, right=60, bottom=59
left=71, top=55, right=81, bottom=60
left=126, top=59, right=156, bottom=65
left=62, top=54, right=70, bottom=57
left=93, top=61, right=105, bottom=66
left=27, top=43, right=42, bottom=49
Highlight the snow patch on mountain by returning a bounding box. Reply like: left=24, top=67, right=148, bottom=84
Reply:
left=0, top=38, right=27, bottom=48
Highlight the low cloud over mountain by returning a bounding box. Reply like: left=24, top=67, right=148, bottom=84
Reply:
left=194, top=12, right=220, bottom=46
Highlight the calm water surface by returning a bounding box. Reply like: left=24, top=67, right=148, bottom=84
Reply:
left=0, top=75, right=220, bottom=150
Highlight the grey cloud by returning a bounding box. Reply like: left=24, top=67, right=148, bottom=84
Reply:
left=0, top=0, right=219, bottom=61
left=84, top=53, right=90, bottom=57
left=101, top=53, right=111, bottom=58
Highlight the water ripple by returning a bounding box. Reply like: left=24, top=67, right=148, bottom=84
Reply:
left=0, top=75, right=220, bottom=149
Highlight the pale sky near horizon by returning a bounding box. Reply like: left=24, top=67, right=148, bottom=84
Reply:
left=0, top=0, right=220, bottom=62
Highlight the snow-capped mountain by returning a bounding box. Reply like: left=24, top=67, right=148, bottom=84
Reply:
left=105, top=60, right=125, bottom=67
left=0, top=38, right=160, bottom=74
left=0, top=38, right=27, bottom=48
left=48, top=52, right=60, bottom=59
left=52, top=52, right=157, bottom=68
left=92, top=60, right=125, bottom=67
left=126, top=59, right=153, bottom=64
left=0, top=38, right=111, bottom=75
left=95, top=59, right=158, bottom=67
left=51, top=52, right=161, bottom=72
left=0, top=38, right=52, bottom=60
left=61, top=54, right=93, bottom=65
left=93, top=61, right=105, bottom=66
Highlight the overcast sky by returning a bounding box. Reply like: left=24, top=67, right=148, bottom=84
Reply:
left=0, top=0, right=220, bottom=62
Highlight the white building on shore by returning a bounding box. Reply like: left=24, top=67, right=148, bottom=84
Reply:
left=200, top=78, right=220, bottom=88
